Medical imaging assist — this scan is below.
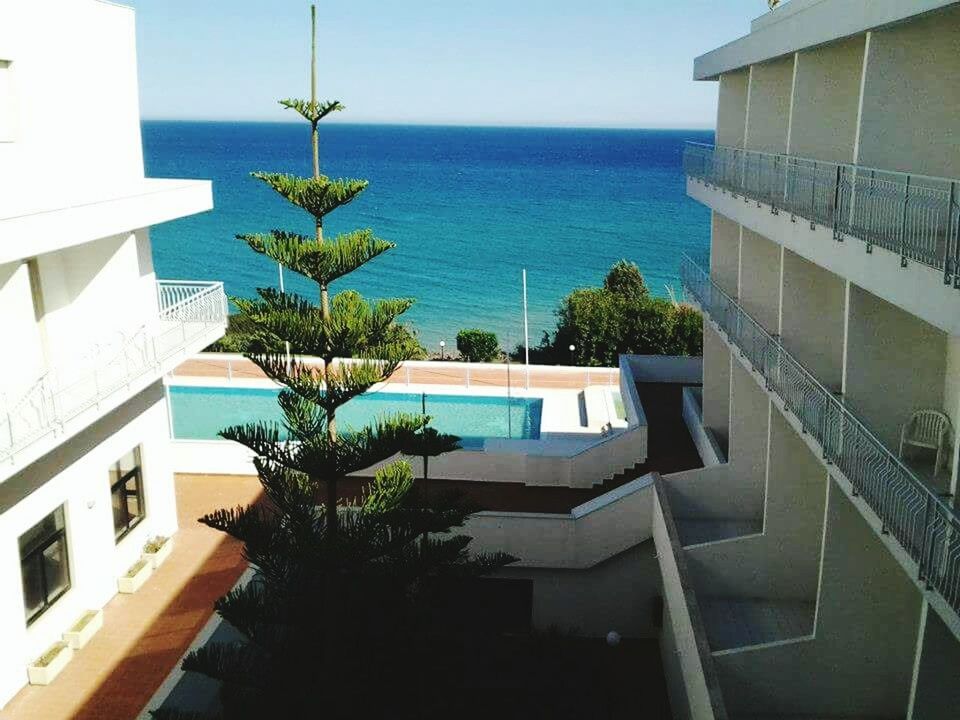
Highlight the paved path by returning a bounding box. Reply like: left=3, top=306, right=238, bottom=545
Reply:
left=173, top=355, right=619, bottom=390
left=1, top=475, right=261, bottom=720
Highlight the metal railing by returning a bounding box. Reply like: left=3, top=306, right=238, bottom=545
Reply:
left=0, top=280, right=227, bottom=465
left=680, top=254, right=960, bottom=618
left=683, top=143, right=960, bottom=285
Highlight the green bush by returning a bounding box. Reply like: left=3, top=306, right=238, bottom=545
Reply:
left=456, top=329, right=500, bottom=363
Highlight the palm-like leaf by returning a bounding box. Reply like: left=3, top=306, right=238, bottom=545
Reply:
left=237, top=229, right=394, bottom=287
left=278, top=97, right=344, bottom=123
left=251, top=172, right=367, bottom=221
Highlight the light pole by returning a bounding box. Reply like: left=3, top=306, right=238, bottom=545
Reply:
left=568, top=343, right=576, bottom=366
left=439, top=340, right=446, bottom=360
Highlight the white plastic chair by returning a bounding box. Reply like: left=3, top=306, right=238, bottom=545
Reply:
left=899, top=409, right=952, bottom=477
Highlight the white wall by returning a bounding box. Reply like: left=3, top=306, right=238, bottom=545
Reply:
left=0, top=261, right=44, bottom=397
left=738, top=228, right=781, bottom=334
left=716, top=71, right=749, bottom=149
left=844, top=284, right=947, bottom=451
left=856, top=6, right=960, bottom=176
left=0, top=0, right=144, bottom=212
left=780, top=249, right=846, bottom=391
left=744, top=56, right=794, bottom=154
left=0, top=383, right=176, bottom=708
left=788, top=35, right=864, bottom=163
left=710, top=212, right=740, bottom=298
left=701, top=323, right=731, bottom=451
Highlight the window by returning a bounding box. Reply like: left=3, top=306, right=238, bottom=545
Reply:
left=110, top=446, right=145, bottom=542
left=20, top=506, right=71, bottom=625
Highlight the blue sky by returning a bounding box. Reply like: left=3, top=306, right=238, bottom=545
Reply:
left=127, top=0, right=762, bottom=128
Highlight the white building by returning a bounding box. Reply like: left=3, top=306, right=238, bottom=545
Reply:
left=0, top=0, right=224, bottom=708
left=665, top=1, right=960, bottom=717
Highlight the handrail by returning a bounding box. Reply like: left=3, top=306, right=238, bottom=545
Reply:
left=683, top=142, right=960, bottom=283
left=0, top=280, right=227, bottom=465
left=680, top=253, right=960, bottom=617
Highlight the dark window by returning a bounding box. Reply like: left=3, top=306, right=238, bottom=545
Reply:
left=20, top=506, right=70, bottom=625
left=110, top=446, right=145, bottom=542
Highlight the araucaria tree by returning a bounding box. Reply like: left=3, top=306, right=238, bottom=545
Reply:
left=154, top=6, right=513, bottom=718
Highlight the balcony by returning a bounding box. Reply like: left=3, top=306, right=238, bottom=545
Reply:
left=680, top=254, right=960, bottom=625
left=683, top=142, right=960, bottom=283
left=0, top=280, right=227, bottom=478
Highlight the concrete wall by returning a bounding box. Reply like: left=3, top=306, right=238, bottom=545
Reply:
left=737, top=228, right=780, bottom=334
left=780, top=249, right=846, bottom=391
left=710, top=212, right=740, bottom=297
left=0, top=383, right=176, bottom=708
left=909, top=604, right=960, bottom=720
left=716, top=70, right=749, bottom=148
left=857, top=6, right=960, bottom=176
left=499, top=542, right=662, bottom=639
left=684, top=409, right=827, bottom=602
left=714, top=482, right=921, bottom=718
left=788, top=35, right=864, bottom=163
left=844, top=284, right=947, bottom=450
left=727, top=358, right=770, bottom=506
left=701, top=324, right=731, bottom=451
left=654, top=481, right=728, bottom=720
left=744, top=56, right=794, bottom=154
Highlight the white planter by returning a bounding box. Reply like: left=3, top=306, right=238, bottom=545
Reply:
left=27, top=645, right=73, bottom=685
left=62, top=610, right=103, bottom=650
left=143, top=537, right=173, bottom=569
left=118, top=562, right=152, bottom=594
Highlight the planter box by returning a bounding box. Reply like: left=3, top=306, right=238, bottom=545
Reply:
left=143, top=537, right=173, bottom=569
left=27, top=644, right=73, bottom=686
left=118, top=561, right=152, bottom=594
left=63, top=610, right=103, bottom=650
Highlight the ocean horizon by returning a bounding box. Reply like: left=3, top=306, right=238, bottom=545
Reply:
left=143, top=121, right=712, bottom=352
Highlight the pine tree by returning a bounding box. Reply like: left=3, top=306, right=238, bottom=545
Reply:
left=153, top=6, right=514, bottom=718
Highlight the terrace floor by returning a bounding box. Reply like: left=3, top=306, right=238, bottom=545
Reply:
left=1, top=474, right=262, bottom=720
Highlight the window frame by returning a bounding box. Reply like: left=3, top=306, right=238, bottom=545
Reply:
left=110, top=446, right=146, bottom=543
left=20, top=506, right=71, bottom=626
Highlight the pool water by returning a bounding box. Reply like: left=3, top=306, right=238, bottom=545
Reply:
left=168, top=385, right=543, bottom=448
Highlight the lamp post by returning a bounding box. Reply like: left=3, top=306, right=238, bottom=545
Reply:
left=568, top=343, right=576, bottom=366
left=439, top=340, right=446, bottom=360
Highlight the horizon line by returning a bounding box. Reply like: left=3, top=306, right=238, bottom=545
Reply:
left=140, top=117, right=716, bottom=132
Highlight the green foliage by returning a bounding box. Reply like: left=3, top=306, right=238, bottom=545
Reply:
left=534, top=260, right=703, bottom=366
left=456, top=329, right=500, bottom=363
left=165, top=8, right=515, bottom=719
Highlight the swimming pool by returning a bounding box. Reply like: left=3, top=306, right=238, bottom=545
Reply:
left=168, top=385, right=543, bottom=448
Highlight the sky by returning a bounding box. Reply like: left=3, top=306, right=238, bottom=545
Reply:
left=126, top=0, right=763, bottom=129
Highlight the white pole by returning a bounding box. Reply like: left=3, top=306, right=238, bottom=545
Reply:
left=522, top=268, right=530, bottom=390
left=278, top=263, right=292, bottom=371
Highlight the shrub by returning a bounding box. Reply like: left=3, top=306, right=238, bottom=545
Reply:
left=456, top=329, right=500, bottom=363
left=144, top=536, right=168, bottom=554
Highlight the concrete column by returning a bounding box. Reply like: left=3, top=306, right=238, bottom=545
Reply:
left=728, top=361, right=769, bottom=496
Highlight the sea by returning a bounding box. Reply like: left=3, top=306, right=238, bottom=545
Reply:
left=143, top=122, right=712, bottom=353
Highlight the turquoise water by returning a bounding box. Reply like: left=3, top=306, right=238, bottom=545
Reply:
left=169, top=385, right=543, bottom=447
left=144, top=122, right=712, bottom=350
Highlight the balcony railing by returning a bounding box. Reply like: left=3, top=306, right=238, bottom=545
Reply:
left=0, top=280, right=227, bottom=466
left=680, top=254, right=960, bottom=618
left=683, top=142, right=960, bottom=285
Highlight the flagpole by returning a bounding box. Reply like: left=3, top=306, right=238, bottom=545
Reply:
left=279, top=263, right=292, bottom=371
left=522, top=268, right=530, bottom=390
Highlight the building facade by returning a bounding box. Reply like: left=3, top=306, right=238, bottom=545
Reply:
left=0, top=0, right=225, bottom=707
left=662, top=0, right=960, bottom=717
